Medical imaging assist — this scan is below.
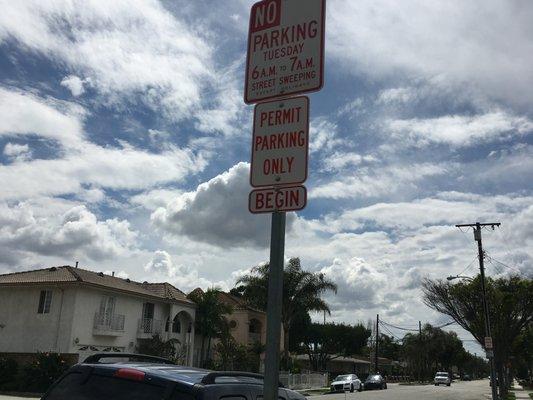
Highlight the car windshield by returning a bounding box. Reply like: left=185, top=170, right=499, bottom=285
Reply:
left=436, top=372, right=448, bottom=376
left=366, top=375, right=380, bottom=381
left=334, top=375, right=350, bottom=381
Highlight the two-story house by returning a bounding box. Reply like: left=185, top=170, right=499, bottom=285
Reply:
left=189, top=288, right=283, bottom=367
left=0, top=266, right=196, bottom=364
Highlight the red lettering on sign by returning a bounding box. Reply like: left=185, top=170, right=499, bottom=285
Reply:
left=248, top=186, right=307, bottom=214
left=250, top=0, right=281, bottom=33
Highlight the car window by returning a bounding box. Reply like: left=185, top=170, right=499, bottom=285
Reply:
left=45, top=372, right=166, bottom=400
left=334, top=375, right=349, bottom=380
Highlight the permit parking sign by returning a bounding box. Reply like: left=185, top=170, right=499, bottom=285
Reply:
left=244, top=0, right=325, bottom=104
left=249, top=185, right=307, bottom=213
left=250, top=96, right=309, bottom=187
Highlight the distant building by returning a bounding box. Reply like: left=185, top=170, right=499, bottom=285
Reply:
left=189, top=288, right=283, bottom=367
left=0, top=266, right=196, bottom=364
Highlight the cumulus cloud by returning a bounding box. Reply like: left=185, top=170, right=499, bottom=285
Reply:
left=320, top=257, right=388, bottom=310
left=3, top=142, right=31, bottom=161
left=60, top=75, right=87, bottom=97
left=145, top=249, right=175, bottom=275
left=0, top=201, right=138, bottom=265
left=144, top=250, right=226, bottom=292
left=131, top=189, right=182, bottom=211
left=152, top=162, right=295, bottom=248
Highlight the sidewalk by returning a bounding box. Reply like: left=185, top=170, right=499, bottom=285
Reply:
left=512, top=380, right=532, bottom=400
left=483, top=380, right=533, bottom=400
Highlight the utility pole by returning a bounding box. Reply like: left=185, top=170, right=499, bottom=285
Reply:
left=375, top=314, right=379, bottom=373
left=455, top=222, right=500, bottom=400
left=418, top=321, right=422, bottom=382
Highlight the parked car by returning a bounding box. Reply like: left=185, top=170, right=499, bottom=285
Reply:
left=434, top=371, right=451, bottom=386
left=41, top=353, right=308, bottom=400
left=462, top=374, right=471, bottom=381
left=363, top=374, right=387, bottom=390
left=330, top=374, right=363, bottom=393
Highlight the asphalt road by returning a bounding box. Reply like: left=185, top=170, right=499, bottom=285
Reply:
left=308, top=380, right=490, bottom=400
left=0, top=380, right=490, bottom=400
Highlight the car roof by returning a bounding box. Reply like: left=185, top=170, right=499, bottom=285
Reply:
left=79, top=361, right=210, bottom=385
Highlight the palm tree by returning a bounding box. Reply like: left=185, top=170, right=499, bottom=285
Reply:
left=235, top=257, right=337, bottom=366
left=187, top=287, right=233, bottom=367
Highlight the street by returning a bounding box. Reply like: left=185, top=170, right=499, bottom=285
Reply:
left=308, top=380, right=489, bottom=400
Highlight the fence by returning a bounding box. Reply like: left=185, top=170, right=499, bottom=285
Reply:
left=279, top=371, right=329, bottom=390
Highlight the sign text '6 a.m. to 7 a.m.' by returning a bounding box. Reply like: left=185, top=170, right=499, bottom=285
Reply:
left=244, top=0, right=325, bottom=104
left=250, top=96, right=309, bottom=187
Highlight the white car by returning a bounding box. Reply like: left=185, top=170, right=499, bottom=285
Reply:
left=434, top=371, right=451, bottom=386
left=330, top=374, right=363, bottom=393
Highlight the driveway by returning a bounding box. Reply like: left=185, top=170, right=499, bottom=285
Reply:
left=308, top=380, right=490, bottom=400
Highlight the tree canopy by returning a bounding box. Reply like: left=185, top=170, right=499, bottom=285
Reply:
left=422, top=275, right=533, bottom=396
left=234, top=257, right=337, bottom=366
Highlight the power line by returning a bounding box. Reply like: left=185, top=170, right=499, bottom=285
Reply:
left=485, top=252, right=523, bottom=275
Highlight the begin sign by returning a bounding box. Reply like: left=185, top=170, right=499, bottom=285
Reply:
left=250, top=96, right=309, bottom=187
left=244, top=0, right=325, bottom=104
left=249, top=186, right=307, bottom=213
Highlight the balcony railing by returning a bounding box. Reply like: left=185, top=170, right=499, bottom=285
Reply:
left=93, top=313, right=125, bottom=335
left=138, top=318, right=163, bottom=336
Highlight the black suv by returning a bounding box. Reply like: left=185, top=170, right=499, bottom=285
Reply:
left=41, top=353, right=306, bottom=400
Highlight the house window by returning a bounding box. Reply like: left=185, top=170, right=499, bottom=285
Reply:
left=172, top=315, right=181, bottom=333
left=38, top=290, right=52, bottom=314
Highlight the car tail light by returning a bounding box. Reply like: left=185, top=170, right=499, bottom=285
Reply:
left=114, top=368, right=145, bottom=381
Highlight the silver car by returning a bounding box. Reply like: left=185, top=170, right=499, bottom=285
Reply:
left=330, top=374, right=363, bottom=393
left=434, top=371, right=451, bottom=386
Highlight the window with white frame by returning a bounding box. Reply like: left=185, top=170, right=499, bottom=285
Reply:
left=37, top=290, right=52, bottom=314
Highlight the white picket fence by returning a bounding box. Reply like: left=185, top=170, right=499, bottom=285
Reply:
left=279, top=371, right=329, bottom=390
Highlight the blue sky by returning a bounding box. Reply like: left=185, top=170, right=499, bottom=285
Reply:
left=1, top=0, right=532, bottom=353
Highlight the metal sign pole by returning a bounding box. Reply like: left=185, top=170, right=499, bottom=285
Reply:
left=263, top=211, right=286, bottom=400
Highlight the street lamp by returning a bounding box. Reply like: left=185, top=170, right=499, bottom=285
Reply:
left=447, top=275, right=474, bottom=282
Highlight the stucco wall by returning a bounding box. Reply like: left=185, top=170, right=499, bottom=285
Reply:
left=0, top=286, right=76, bottom=353
left=0, top=284, right=196, bottom=365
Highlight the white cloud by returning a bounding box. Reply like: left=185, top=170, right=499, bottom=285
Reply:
left=0, top=142, right=206, bottom=201
left=311, top=162, right=449, bottom=199
left=0, top=87, right=85, bottom=148
left=152, top=162, right=296, bottom=248
left=328, top=0, right=533, bottom=109
left=60, top=75, right=87, bottom=97
left=387, top=111, right=533, bottom=147
left=0, top=87, right=206, bottom=201
left=145, top=250, right=174, bottom=275
left=131, top=189, right=182, bottom=211
left=0, top=0, right=214, bottom=121
left=0, top=200, right=138, bottom=265
left=3, top=142, right=31, bottom=161
left=320, top=257, right=388, bottom=310
left=321, top=151, right=376, bottom=172
left=309, top=117, right=341, bottom=153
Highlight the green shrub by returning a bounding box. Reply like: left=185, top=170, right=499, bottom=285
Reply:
left=22, top=353, right=69, bottom=393
left=0, top=357, right=19, bottom=390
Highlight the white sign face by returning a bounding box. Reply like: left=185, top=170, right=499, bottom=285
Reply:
left=249, top=185, right=307, bottom=214
left=250, top=96, right=309, bottom=187
left=244, top=0, right=325, bottom=104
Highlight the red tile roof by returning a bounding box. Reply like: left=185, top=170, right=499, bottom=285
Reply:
left=0, top=266, right=194, bottom=305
